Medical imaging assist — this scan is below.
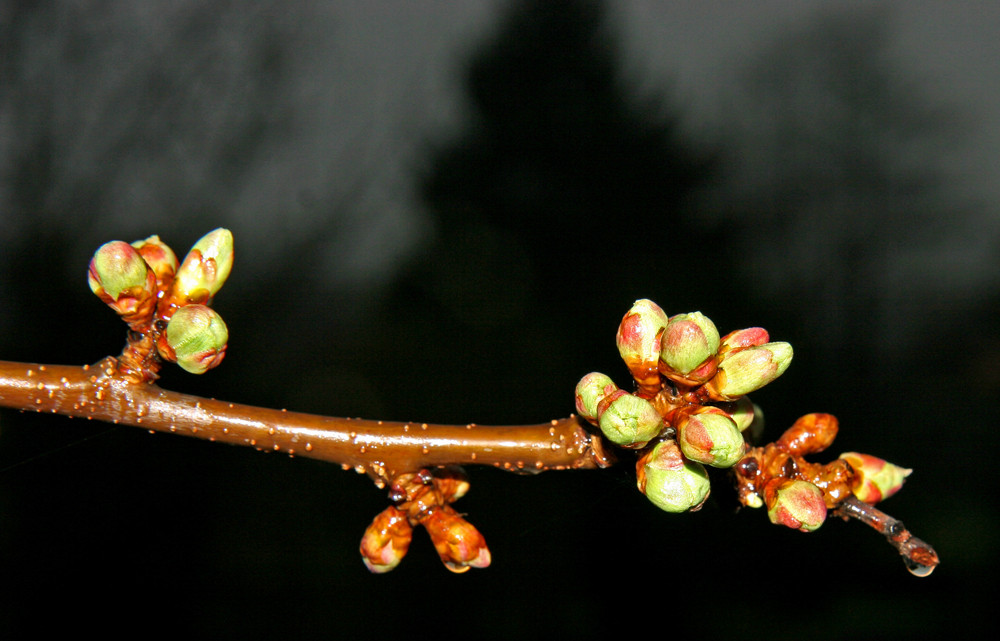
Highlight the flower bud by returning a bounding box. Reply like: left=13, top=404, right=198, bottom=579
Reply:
left=616, top=299, right=668, bottom=391
left=675, top=408, right=746, bottom=468
left=360, top=506, right=413, bottom=573
left=636, top=439, right=711, bottom=513
left=702, top=341, right=793, bottom=401
left=421, top=506, right=491, bottom=573
left=840, top=452, right=911, bottom=504
left=574, top=372, right=618, bottom=424
left=777, top=413, right=838, bottom=456
left=725, top=396, right=763, bottom=433
left=131, top=235, right=178, bottom=286
left=161, top=304, right=228, bottom=374
left=171, top=228, right=234, bottom=304
left=659, top=312, right=720, bottom=380
left=596, top=390, right=663, bottom=448
left=88, top=240, right=158, bottom=324
left=719, top=327, right=769, bottom=354
left=766, top=479, right=827, bottom=532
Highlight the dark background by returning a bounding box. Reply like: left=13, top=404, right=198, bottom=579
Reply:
left=2, top=1, right=996, bottom=638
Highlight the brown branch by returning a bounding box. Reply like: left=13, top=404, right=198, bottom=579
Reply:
left=833, top=495, right=940, bottom=576
left=0, top=358, right=613, bottom=488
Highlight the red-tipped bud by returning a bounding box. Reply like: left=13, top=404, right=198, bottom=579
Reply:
left=131, top=235, right=178, bottom=286
left=840, top=452, right=911, bottom=504
left=675, top=407, right=746, bottom=468
left=159, top=304, right=228, bottom=374
left=777, top=413, right=839, bottom=456
left=421, top=506, right=491, bottom=573
left=659, top=312, right=720, bottom=383
left=719, top=327, right=769, bottom=354
left=574, top=372, right=619, bottom=425
left=171, top=228, right=234, bottom=304
left=88, top=240, right=158, bottom=326
left=596, top=390, right=664, bottom=448
left=616, top=299, right=668, bottom=391
left=702, top=341, right=793, bottom=401
left=636, top=439, right=711, bottom=513
left=360, top=506, right=413, bottom=573
left=766, top=479, right=827, bottom=532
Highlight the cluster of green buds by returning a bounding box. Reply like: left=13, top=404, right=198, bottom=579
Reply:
left=577, top=299, right=793, bottom=514
left=88, top=229, right=233, bottom=376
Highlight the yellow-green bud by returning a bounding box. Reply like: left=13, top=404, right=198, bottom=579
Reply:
left=171, top=228, right=234, bottom=303
left=676, top=408, right=746, bottom=468
left=574, top=372, right=618, bottom=425
left=636, top=439, right=711, bottom=513
left=659, top=312, right=720, bottom=377
left=163, top=304, right=229, bottom=374
left=88, top=240, right=154, bottom=302
left=597, top=390, right=663, bottom=448
left=840, top=452, right=911, bottom=504
left=704, top=341, right=793, bottom=401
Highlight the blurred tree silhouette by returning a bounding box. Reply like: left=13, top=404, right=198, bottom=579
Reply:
left=709, top=7, right=980, bottom=406
left=365, top=0, right=718, bottom=423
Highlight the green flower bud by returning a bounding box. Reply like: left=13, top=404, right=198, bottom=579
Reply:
left=840, top=452, right=911, bottom=504
left=171, top=228, right=234, bottom=303
left=766, top=479, right=827, bottom=532
left=659, top=312, right=720, bottom=378
left=676, top=408, right=746, bottom=468
left=162, top=304, right=229, bottom=374
left=704, top=341, right=793, bottom=401
left=636, top=439, right=711, bottom=513
left=574, top=372, right=618, bottom=424
left=88, top=240, right=154, bottom=301
left=131, top=235, right=178, bottom=284
left=616, top=299, right=668, bottom=390
left=597, top=390, right=664, bottom=448
left=87, top=240, right=158, bottom=325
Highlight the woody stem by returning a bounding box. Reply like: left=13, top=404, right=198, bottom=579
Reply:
left=0, top=359, right=613, bottom=488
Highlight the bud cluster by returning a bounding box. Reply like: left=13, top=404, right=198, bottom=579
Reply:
left=577, top=299, right=793, bottom=513
left=733, top=413, right=912, bottom=533
left=577, top=299, right=912, bottom=533
left=360, top=467, right=490, bottom=574
left=87, top=229, right=234, bottom=375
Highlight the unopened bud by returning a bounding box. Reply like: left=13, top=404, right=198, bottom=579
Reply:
left=360, top=506, right=413, bottom=573
left=636, top=439, right=711, bottom=513
left=719, top=327, right=769, bottom=354
left=161, top=304, right=228, bottom=374
left=171, top=228, right=234, bottom=303
left=659, top=312, right=720, bottom=381
left=597, top=390, right=663, bottom=448
left=777, top=413, right=839, bottom=456
left=574, top=372, right=618, bottom=424
left=131, top=235, right=178, bottom=286
left=616, top=299, right=668, bottom=391
left=675, top=408, right=746, bottom=468
left=88, top=240, right=158, bottom=324
left=840, top=452, right=911, bottom=504
left=703, top=342, right=793, bottom=401
left=421, top=506, right=491, bottom=573
left=766, top=479, right=827, bottom=532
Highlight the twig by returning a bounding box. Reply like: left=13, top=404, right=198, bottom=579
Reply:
left=0, top=358, right=613, bottom=488
left=833, top=495, right=940, bottom=576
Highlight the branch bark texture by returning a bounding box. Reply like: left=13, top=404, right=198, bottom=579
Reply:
left=0, top=359, right=612, bottom=488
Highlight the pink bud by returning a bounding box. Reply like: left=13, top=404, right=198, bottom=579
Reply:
left=766, top=480, right=827, bottom=532
left=840, top=452, right=911, bottom=504
left=421, top=506, right=491, bottom=573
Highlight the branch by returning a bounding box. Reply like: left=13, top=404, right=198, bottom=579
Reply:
left=0, top=359, right=612, bottom=489
left=0, top=229, right=940, bottom=575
